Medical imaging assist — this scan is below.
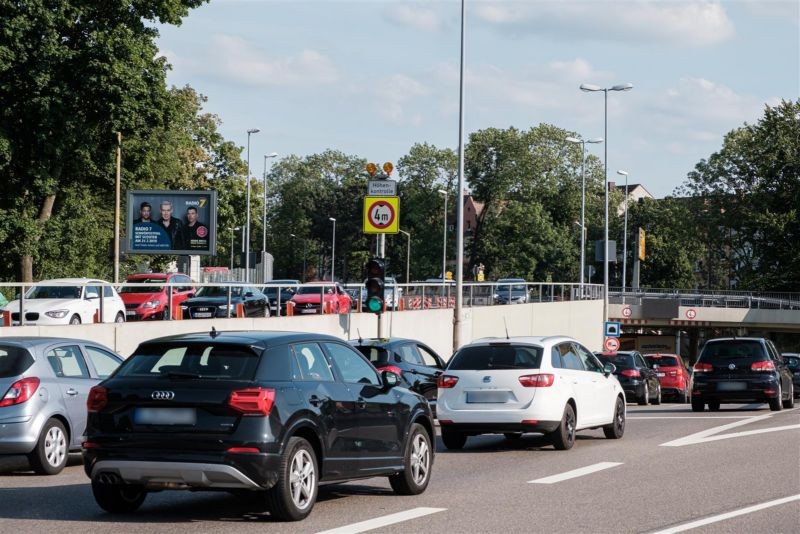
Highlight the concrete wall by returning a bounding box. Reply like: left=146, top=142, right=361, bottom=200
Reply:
left=0, top=300, right=604, bottom=359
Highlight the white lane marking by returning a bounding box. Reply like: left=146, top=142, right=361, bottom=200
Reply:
left=660, top=411, right=800, bottom=447
left=651, top=494, right=800, bottom=534
left=629, top=416, right=755, bottom=420
left=316, top=507, right=447, bottom=534
left=528, top=462, right=622, bottom=484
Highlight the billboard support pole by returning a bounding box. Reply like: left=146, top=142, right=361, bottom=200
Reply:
left=114, top=132, right=122, bottom=283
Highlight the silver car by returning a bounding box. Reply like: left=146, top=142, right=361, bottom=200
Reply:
left=0, top=337, right=123, bottom=474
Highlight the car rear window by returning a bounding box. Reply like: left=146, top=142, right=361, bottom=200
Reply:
left=597, top=354, right=634, bottom=368
left=448, top=344, right=542, bottom=370
left=645, top=356, right=680, bottom=367
left=0, top=346, right=34, bottom=378
left=353, top=346, right=390, bottom=364
left=700, top=340, right=767, bottom=363
left=115, top=343, right=262, bottom=380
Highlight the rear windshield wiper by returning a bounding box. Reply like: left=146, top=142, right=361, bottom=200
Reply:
left=165, top=371, right=202, bottom=379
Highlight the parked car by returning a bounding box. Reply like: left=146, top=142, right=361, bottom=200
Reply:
left=0, top=337, right=123, bottom=474
left=350, top=337, right=445, bottom=412
left=644, top=353, right=692, bottom=403
left=181, top=283, right=269, bottom=319
left=0, top=292, right=7, bottom=309
left=262, top=279, right=300, bottom=316
left=360, top=276, right=403, bottom=311
left=782, top=353, right=800, bottom=398
left=2, top=278, right=126, bottom=325
left=436, top=336, right=625, bottom=450
left=82, top=330, right=434, bottom=520
left=691, top=337, right=795, bottom=412
left=119, top=273, right=195, bottom=321
left=595, top=351, right=662, bottom=405
left=289, top=282, right=351, bottom=315
left=493, top=278, right=529, bottom=305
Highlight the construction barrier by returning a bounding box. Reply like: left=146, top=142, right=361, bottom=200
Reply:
left=286, top=301, right=295, bottom=317
left=236, top=303, right=246, bottom=318
left=93, top=310, right=100, bottom=323
left=1, top=310, right=11, bottom=326
left=171, top=305, right=183, bottom=320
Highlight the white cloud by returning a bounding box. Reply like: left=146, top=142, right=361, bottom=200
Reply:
left=370, top=74, right=430, bottom=125
left=385, top=3, right=442, bottom=32
left=473, top=1, right=736, bottom=47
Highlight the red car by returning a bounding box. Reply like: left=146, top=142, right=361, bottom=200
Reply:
left=119, top=273, right=195, bottom=320
left=289, top=282, right=351, bottom=315
left=644, top=353, right=691, bottom=403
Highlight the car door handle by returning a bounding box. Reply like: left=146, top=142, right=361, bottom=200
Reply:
left=356, top=398, right=367, bottom=410
left=308, top=395, right=328, bottom=407
left=66, top=388, right=79, bottom=396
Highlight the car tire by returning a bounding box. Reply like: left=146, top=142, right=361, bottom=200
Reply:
left=769, top=384, right=783, bottom=412
left=91, top=479, right=147, bottom=513
left=783, top=384, right=795, bottom=409
left=603, top=396, right=625, bottom=439
left=440, top=428, right=467, bottom=450
left=114, top=312, right=125, bottom=323
left=389, top=423, right=432, bottom=495
left=69, top=314, right=81, bottom=325
left=637, top=384, right=649, bottom=406
left=708, top=400, right=721, bottom=411
left=265, top=436, right=318, bottom=521
left=651, top=385, right=662, bottom=406
left=691, top=399, right=704, bottom=412
left=28, top=418, right=69, bottom=475
left=550, top=403, right=576, bottom=451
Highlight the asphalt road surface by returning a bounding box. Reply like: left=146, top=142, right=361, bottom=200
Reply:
left=1, top=403, right=798, bottom=533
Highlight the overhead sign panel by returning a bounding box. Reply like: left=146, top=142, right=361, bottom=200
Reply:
left=363, top=196, right=399, bottom=234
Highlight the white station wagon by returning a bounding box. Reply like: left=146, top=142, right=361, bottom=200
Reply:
left=3, top=278, right=126, bottom=325
left=436, top=336, right=626, bottom=450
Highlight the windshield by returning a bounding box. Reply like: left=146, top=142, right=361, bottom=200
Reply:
left=195, top=286, right=243, bottom=298
left=25, top=286, right=82, bottom=299
left=0, top=345, right=35, bottom=378
left=645, top=356, right=680, bottom=367
left=116, top=343, right=261, bottom=380
left=497, top=284, right=526, bottom=292
left=297, top=286, right=333, bottom=295
left=120, top=280, right=166, bottom=294
left=448, top=344, right=543, bottom=370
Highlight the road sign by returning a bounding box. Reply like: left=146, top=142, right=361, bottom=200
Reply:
left=604, top=321, right=621, bottom=338
left=363, top=196, right=399, bottom=234
left=686, top=308, right=697, bottom=320
left=368, top=179, right=397, bottom=196
left=604, top=337, right=620, bottom=352
left=621, top=306, right=632, bottom=318
left=638, top=228, right=646, bottom=261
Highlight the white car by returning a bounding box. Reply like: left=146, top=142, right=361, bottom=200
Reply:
left=436, top=335, right=625, bottom=450
left=3, top=278, right=126, bottom=325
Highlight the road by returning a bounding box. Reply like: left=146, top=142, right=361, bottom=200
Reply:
left=0, top=403, right=798, bottom=533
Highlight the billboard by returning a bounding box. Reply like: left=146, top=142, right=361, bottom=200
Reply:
left=126, top=190, right=218, bottom=256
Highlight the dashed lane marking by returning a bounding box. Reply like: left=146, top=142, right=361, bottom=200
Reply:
left=316, top=507, right=447, bottom=534
left=650, top=494, right=800, bottom=533
left=528, top=462, right=623, bottom=484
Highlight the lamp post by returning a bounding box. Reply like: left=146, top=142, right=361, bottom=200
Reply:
left=229, top=227, right=241, bottom=271
left=617, top=169, right=629, bottom=293
left=438, top=189, right=448, bottom=286
left=398, top=229, right=411, bottom=284
left=328, top=217, right=336, bottom=282
left=245, top=128, right=260, bottom=283
left=579, top=82, right=633, bottom=323
left=565, top=135, right=603, bottom=290
left=261, top=152, right=279, bottom=283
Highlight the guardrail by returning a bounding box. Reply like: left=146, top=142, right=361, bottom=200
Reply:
left=610, top=287, right=800, bottom=310
left=0, top=280, right=603, bottom=327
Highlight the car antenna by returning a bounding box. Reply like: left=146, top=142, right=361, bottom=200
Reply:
left=210, top=326, right=219, bottom=339
left=357, top=328, right=363, bottom=344
left=503, top=317, right=510, bottom=339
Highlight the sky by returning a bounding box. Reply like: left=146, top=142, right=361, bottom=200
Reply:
left=157, top=0, right=800, bottom=198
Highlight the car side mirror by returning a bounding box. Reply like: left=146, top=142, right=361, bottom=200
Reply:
left=603, top=362, right=616, bottom=377
left=382, top=370, right=400, bottom=389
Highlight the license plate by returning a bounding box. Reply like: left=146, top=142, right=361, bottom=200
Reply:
left=134, top=408, right=196, bottom=425
left=657, top=372, right=665, bottom=377
left=125, top=311, right=136, bottom=316
left=717, top=381, right=747, bottom=391
left=193, top=312, right=212, bottom=318
left=300, top=309, right=317, bottom=314
left=466, top=390, right=507, bottom=403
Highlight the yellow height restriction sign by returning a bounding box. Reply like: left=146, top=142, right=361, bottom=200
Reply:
left=363, top=196, right=400, bottom=234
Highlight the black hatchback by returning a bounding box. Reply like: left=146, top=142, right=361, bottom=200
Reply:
left=82, top=330, right=435, bottom=521
left=692, top=337, right=795, bottom=412
left=595, top=351, right=662, bottom=405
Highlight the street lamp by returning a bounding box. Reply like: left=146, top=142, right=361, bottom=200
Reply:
left=579, top=82, right=633, bottom=323
left=328, top=217, right=336, bottom=282
left=398, top=229, right=411, bottom=284
left=229, top=227, right=241, bottom=271
left=438, top=189, right=448, bottom=286
left=245, top=128, right=260, bottom=283
left=261, top=152, right=279, bottom=283
left=565, top=135, right=603, bottom=290
left=617, top=169, right=630, bottom=293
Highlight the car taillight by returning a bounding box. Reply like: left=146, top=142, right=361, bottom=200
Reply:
left=87, top=386, right=108, bottom=412
left=621, top=369, right=640, bottom=377
left=694, top=362, right=713, bottom=373
left=438, top=375, right=459, bottom=388
left=228, top=388, right=275, bottom=416
left=669, top=370, right=678, bottom=376
left=377, top=365, right=403, bottom=376
left=518, top=374, right=555, bottom=387
left=0, top=377, right=40, bottom=407
left=226, top=447, right=260, bottom=454
left=751, top=360, right=776, bottom=372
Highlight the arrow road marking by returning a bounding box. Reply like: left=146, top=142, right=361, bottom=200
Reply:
left=660, top=409, right=800, bottom=447
left=528, top=462, right=623, bottom=484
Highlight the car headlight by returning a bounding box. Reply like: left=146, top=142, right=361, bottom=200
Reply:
left=180, top=305, right=188, bottom=310
left=219, top=304, right=233, bottom=311
left=141, top=300, right=160, bottom=309
left=45, top=309, right=70, bottom=319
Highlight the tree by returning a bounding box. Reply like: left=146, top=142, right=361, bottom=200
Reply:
left=0, top=0, right=207, bottom=282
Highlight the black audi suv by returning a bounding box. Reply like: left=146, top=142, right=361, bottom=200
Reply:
left=82, top=330, right=435, bottom=521
left=691, top=337, right=795, bottom=412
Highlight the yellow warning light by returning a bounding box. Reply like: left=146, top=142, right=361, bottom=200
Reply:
left=383, top=162, right=394, bottom=175
left=366, top=163, right=378, bottom=176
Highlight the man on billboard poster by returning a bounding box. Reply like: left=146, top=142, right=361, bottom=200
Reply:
left=158, top=200, right=186, bottom=250
left=183, top=206, right=209, bottom=250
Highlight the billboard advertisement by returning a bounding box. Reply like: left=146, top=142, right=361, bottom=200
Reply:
left=126, top=190, right=218, bottom=256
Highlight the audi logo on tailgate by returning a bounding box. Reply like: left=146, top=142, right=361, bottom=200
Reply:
left=151, top=391, right=175, bottom=400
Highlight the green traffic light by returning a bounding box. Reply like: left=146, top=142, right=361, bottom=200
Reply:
left=367, top=297, right=383, bottom=313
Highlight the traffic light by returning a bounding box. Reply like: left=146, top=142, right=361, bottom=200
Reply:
left=365, top=258, right=386, bottom=314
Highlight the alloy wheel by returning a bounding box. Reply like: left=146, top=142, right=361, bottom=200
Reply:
left=289, top=449, right=315, bottom=510
left=410, top=433, right=430, bottom=486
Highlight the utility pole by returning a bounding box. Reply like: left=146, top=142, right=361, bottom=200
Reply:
left=114, top=132, right=122, bottom=283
